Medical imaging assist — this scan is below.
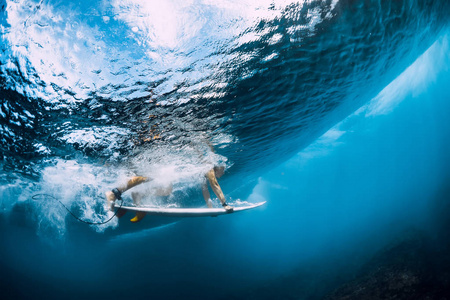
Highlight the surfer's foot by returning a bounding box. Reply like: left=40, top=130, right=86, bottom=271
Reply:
left=130, top=211, right=146, bottom=223
left=116, top=209, right=127, bottom=218
left=222, top=202, right=234, bottom=212
left=105, top=191, right=116, bottom=211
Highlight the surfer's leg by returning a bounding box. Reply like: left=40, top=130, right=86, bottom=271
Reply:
left=115, top=208, right=127, bottom=218
left=118, top=176, right=150, bottom=192
left=154, top=182, right=173, bottom=196
left=131, top=191, right=143, bottom=206
left=105, top=176, right=150, bottom=211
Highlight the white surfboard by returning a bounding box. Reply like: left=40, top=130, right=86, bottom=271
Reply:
left=114, top=201, right=266, bottom=217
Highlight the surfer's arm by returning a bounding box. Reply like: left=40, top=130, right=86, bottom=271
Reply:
left=205, top=169, right=226, bottom=205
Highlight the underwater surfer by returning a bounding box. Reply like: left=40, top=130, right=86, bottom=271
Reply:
left=106, top=167, right=233, bottom=223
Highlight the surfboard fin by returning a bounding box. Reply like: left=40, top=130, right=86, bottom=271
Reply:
left=130, top=212, right=147, bottom=223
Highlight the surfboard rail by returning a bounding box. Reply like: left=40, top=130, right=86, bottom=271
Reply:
left=114, top=201, right=266, bottom=217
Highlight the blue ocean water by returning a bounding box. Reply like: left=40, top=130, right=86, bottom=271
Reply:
left=1, top=0, right=450, bottom=299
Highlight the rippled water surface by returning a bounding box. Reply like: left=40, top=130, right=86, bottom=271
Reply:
left=2, top=0, right=448, bottom=178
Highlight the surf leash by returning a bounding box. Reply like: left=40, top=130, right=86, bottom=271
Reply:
left=31, top=193, right=124, bottom=225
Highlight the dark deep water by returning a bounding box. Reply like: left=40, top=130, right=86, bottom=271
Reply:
left=1, top=0, right=450, bottom=299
